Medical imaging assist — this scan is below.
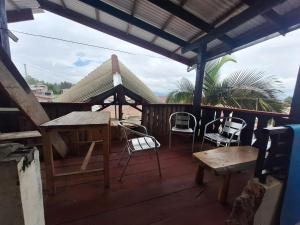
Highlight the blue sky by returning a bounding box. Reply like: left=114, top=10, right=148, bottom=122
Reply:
left=8, top=11, right=300, bottom=98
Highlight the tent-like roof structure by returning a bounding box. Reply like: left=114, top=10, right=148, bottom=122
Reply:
left=56, top=54, right=159, bottom=104
left=12, top=0, right=300, bottom=66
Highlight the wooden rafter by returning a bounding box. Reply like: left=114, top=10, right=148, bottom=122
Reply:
left=7, top=8, right=34, bottom=23
left=182, top=0, right=286, bottom=53
left=38, top=0, right=191, bottom=65
left=78, top=0, right=197, bottom=53
left=150, top=0, right=187, bottom=44
left=147, top=0, right=235, bottom=47
left=242, top=0, right=287, bottom=35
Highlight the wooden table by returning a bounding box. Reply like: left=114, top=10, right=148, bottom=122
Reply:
left=193, top=146, right=258, bottom=204
left=40, top=111, right=111, bottom=194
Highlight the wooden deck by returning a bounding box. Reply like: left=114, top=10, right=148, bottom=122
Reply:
left=43, top=136, right=253, bottom=225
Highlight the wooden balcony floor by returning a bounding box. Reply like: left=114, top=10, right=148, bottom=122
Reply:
left=43, top=136, right=253, bottom=225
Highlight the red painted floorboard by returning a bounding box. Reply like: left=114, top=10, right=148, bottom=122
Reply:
left=43, top=138, right=252, bottom=225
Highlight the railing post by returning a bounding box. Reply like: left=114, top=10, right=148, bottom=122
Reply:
left=193, top=45, right=207, bottom=130
left=290, top=66, right=300, bottom=122
left=0, top=0, right=11, bottom=57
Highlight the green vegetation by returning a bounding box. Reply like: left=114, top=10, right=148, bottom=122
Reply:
left=167, top=56, right=284, bottom=112
left=25, top=75, right=72, bottom=95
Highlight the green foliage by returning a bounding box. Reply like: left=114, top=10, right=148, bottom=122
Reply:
left=166, top=56, right=284, bottom=113
left=25, top=75, right=72, bottom=95
left=283, top=96, right=292, bottom=107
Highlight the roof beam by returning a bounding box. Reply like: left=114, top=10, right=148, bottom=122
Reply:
left=37, top=0, right=191, bottom=65
left=78, top=0, right=189, bottom=48
left=204, top=6, right=300, bottom=61
left=182, top=0, right=286, bottom=53
left=147, top=0, right=235, bottom=47
left=151, top=0, right=187, bottom=44
left=242, top=0, right=287, bottom=34
left=6, top=8, right=34, bottom=23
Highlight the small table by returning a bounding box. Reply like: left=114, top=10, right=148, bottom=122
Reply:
left=40, top=111, right=111, bottom=194
left=193, top=146, right=258, bottom=204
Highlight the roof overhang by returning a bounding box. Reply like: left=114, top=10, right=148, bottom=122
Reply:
left=10, top=0, right=300, bottom=66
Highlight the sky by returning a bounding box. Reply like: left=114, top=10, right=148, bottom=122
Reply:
left=8, top=11, right=300, bottom=98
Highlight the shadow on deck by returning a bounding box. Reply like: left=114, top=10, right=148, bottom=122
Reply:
left=43, top=136, right=253, bottom=225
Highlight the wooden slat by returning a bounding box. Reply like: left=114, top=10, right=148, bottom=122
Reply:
left=54, top=168, right=104, bottom=182
left=0, top=130, right=41, bottom=141
left=81, top=141, right=96, bottom=171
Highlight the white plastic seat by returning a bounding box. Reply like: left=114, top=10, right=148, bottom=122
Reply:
left=118, top=121, right=161, bottom=181
left=201, top=117, right=246, bottom=150
left=171, top=127, right=193, bottom=133
left=128, top=137, right=161, bottom=152
left=169, top=112, right=197, bottom=152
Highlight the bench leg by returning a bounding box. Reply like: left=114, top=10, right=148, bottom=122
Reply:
left=218, top=174, right=231, bottom=204
left=195, top=165, right=205, bottom=184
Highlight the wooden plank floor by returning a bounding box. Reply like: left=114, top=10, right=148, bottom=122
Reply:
left=43, top=136, right=253, bottom=225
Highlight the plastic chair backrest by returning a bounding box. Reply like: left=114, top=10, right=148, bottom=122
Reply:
left=175, top=113, right=191, bottom=129
left=223, top=118, right=245, bottom=136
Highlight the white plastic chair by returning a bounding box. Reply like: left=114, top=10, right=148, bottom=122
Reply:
left=118, top=121, right=161, bottom=181
left=169, top=112, right=197, bottom=152
left=201, top=116, right=247, bottom=150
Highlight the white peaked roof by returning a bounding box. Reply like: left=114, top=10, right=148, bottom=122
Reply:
left=56, top=54, right=160, bottom=104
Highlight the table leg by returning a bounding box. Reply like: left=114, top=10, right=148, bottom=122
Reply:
left=195, top=165, right=205, bottom=184
left=103, top=123, right=110, bottom=188
left=42, top=130, right=56, bottom=195
left=218, top=174, right=231, bottom=204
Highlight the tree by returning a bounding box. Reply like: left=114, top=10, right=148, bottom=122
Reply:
left=25, top=75, right=73, bottom=95
left=166, top=56, right=284, bottom=112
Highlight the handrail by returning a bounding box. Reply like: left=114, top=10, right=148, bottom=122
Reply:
left=142, top=103, right=289, bottom=118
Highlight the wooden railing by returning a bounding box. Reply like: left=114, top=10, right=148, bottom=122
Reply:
left=142, top=104, right=291, bottom=145
left=3, top=101, right=292, bottom=147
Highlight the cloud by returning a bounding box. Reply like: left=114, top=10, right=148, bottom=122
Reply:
left=73, top=58, right=92, bottom=67
left=8, top=11, right=300, bottom=97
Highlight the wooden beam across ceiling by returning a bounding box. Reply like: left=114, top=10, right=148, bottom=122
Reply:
left=78, top=0, right=195, bottom=51
left=182, top=0, right=286, bottom=53
left=147, top=0, right=235, bottom=47
left=242, top=0, right=287, bottom=35
left=151, top=0, right=187, bottom=44
left=6, top=8, right=34, bottom=23
left=205, top=6, right=300, bottom=61
left=38, top=0, right=192, bottom=65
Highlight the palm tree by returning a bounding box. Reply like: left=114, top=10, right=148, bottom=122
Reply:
left=166, top=56, right=284, bottom=112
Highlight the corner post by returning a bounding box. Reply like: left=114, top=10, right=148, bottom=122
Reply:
left=0, top=0, right=11, bottom=57
left=193, top=45, right=207, bottom=124
left=290, top=66, right=300, bottom=122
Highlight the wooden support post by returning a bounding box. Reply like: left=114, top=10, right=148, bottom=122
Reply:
left=0, top=0, right=10, bottom=57
left=103, top=121, right=110, bottom=188
left=290, top=66, right=300, bottom=122
left=193, top=45, right=207, bottom=124
left=41, top=130, right=56, bottom=195
left=195, top=165, right=205, bottom=184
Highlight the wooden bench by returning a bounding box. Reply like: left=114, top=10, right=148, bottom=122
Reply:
left=193, top=146, right=258, bottom=204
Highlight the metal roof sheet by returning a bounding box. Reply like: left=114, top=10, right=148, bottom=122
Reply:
left=56, top=55, right=159, bottom=103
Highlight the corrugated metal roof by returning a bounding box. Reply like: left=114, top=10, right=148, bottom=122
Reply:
left=6, top=0, right=300, bottom=66
left=56, top=55, right=159, bottom=103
